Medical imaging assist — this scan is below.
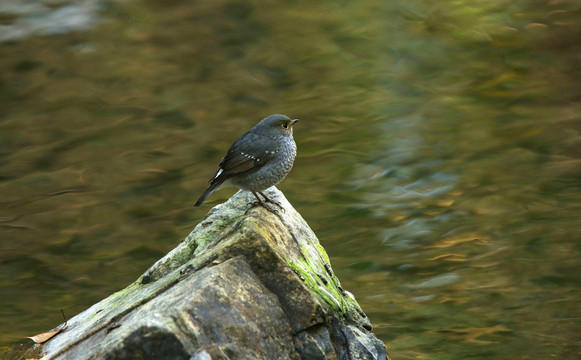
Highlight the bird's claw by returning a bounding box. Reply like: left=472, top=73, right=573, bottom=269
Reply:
left=249, top=200, right=283, bottom=214
left=263, top=197, right=285, bottom=212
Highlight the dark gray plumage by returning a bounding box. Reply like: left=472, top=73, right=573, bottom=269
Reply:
left=195, top=114, right=298, bottom=207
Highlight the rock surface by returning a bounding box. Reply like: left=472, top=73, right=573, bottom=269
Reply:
left=41, top=187, right=389, bottom=360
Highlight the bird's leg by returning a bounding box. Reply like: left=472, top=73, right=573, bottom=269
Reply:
left=258, top=191, right=284, bottom=211
left=249, top=191, right=284, bottom=213
left=251, top=192, right=264, bottom=205
left=249, top=192, right=269, bottom=210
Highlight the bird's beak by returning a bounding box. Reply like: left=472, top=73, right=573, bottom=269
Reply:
left=291, top=119, right=299, bottom=125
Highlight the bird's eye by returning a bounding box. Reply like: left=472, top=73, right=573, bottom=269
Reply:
left=282, top=122, right=288, bottom=129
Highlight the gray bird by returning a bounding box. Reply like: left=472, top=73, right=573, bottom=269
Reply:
left=194, top=114, right=298, bottom=207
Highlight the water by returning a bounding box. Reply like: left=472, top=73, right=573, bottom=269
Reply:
left=1, top=0, right=580, bottom=359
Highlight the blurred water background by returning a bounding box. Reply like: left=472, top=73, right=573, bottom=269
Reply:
left=1, top=0, right=580, bottom=358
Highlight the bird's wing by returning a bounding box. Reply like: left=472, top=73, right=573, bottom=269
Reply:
left=209, top=132, right=278, bottom=183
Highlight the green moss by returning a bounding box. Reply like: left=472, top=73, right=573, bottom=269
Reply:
left=285, top=237, right=368, bottom=325
left=314, top=243, right=331, bottom=264
left=286, top=243, right=345, bottom=315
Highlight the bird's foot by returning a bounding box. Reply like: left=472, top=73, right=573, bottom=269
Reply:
left=249, top=200, right=280, bottom=214
left=259, top=191, right=285, bottom=212
left=250, top=191, right=285, bottom=213
left=263, top=198, right=284, bottom=212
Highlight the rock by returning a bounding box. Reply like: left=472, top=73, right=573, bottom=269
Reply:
left=41, top=187, right=389, bottom=360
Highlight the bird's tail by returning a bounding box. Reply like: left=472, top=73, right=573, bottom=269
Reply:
left=194, top=181, right=223, bottom=206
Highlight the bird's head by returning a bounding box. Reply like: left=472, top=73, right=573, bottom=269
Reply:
left=257, top=114, right=299, bottom=136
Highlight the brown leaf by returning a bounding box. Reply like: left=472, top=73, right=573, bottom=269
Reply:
left=27, top=310, right=67, bottom=344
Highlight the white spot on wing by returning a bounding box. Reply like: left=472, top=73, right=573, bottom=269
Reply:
left=212, top=168, right=224, bottom=180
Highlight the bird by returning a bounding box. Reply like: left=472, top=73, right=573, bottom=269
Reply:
left=194, top=114, right=298, bottom=208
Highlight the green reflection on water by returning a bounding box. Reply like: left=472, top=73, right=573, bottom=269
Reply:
left=1, top=0, right=580, bottom=358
